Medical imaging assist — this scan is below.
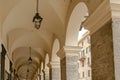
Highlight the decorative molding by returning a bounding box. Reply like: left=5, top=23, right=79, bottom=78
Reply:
left=50, top=61, right=60, bottom=68
left=44, top=68, right=49, bottom=73
left=111, top=3, right=120, bottom=20
left=64, top=46, right=80, bottom=53
left=83, top=0, right=111, bottom=34
left=112, top=18, right=120, bottom=28
left=57, top=46, right=81, bottom=59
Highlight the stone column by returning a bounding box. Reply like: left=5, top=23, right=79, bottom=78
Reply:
left=91, top=21, right=115, bottom=80
left=40, top=70, right=44, bottom=80
left=44, top=68, right=49, bottom=80
left=57, top=46, right=80, bottom=80
left=37, top=68, right=41, bottom=80
left=50, top=61, right=61, bottom=80
left=112, top=19, right=120, bottom=80
left=110, top=2, right=120, bottom=80
left=40, top=73, right=44, bottom=80
left=36, top=74, right=40, bottom=80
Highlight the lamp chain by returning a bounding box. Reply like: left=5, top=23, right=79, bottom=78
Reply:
left=29, top=47, right=31, bottom=57
left=36, top=0, right=39, bottom=13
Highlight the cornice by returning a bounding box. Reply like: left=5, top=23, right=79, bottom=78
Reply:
left=82, top=0, right=111, bottom=35
left=111, top=3, right=120, bottom=20
left=50, top=61, right=60, bottom=68
left=57, top=46, right=81, bottom=59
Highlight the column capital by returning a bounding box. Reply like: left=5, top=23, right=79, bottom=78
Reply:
left=112, top=18, right=120, bottom=22
left=57, top=46, right=81, bottom=59
left=44, top=68, right=49, bottom=74
left=50, top=61, right=60, bottom=68
left=112, top=17, right=120, bottom=29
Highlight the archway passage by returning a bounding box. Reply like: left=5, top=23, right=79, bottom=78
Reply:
left=60, top=2, right=90, bottom=80
left=0, top=0, right=117, bottom=80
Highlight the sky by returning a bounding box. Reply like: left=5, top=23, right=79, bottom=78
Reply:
left=78, top=27, right=88, bottom=41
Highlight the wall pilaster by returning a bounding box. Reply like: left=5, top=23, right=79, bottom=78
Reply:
left=91, top=21, right=115, bottom=80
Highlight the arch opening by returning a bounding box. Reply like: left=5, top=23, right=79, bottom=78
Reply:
left=65, top=2, right=92, bottom=80
left=65, top=2, right=89, bottom=46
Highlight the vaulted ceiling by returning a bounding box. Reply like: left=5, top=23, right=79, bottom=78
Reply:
left=0, top=0, right=71, bottom=79
left=0, top=0, right=106, bottom=79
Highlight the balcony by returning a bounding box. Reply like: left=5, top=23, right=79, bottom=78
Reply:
left=79, top=55, right=86, bottom=62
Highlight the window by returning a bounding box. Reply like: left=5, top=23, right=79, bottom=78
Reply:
left=82, top=61, right=84, bottom=67
left=81, top=50, right=85, bottom=57
left=83, top=72, right=84, bottom=78
left=86, top=46, right=91, bottom=54
left=88, top=46, right=91, bottom=52
left=81, top=41, right=84, bottom=47
left=86, top=47, right=89, bottom=54
left=87, top=36, right=90, bottom=43
left=88, top=70, right=91, bottom=77
left=88, top=57, right=90, bottom=66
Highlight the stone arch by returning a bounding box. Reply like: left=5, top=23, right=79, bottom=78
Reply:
left=65, top=2, right=89, bottom=46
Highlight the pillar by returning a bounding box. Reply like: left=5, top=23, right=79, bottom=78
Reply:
left=50, top=61, right=61, bottom=80
left=41, top=70, right=44, bottom=80
left=39, top=74, right=42, bottom=80
left=112, top=18, right=120, bottom=80
left=44, top=68, right=49, bottom=80
left=37, top=68, right=41, bottom=80
left=0, top=44, right=6, bottom=80
left=57, top=46, right=80, bottom=80
left=110, top=1, right=120, bottom=80
left=91, top=21, right=115, bottom=80
left=37, top=74, right=40, bottom=80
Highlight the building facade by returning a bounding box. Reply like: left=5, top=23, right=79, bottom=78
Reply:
left=78, top=31, right=92, bottom=80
